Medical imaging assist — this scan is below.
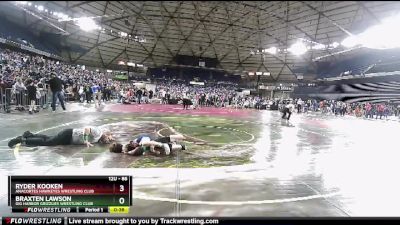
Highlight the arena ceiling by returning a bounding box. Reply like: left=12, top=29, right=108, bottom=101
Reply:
left=1, top=1, right=400, bottom=81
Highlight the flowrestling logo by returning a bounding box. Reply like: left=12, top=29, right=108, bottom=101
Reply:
left=25, top=207, right=72, bottom=213
left=3, top=217, right=63, bottom=224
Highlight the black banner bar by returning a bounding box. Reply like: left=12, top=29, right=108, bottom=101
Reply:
left=3, top=217, right=400, bottom=225
left=8, top=176, right=11, bottom=206
left=129, top=176, right=132, bottom=206
left=64, top=218, right=400, bottom=225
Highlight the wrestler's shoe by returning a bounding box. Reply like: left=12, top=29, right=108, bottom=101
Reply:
left=163, top=143, right=171, bottom=155
left=8, top=136, right=23, bottom=148
left=23, top=131, right=34, bottom=138
left=181, top=145, right=186, bottom=151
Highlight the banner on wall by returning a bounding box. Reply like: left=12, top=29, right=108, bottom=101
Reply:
left=259, top=85, right=276, bottom=90
left=189, top=81, right=205, bottom=86
left=275, top=86, right=293, bottom=91
left=242, top=90, right=251, bottom=96
left=114, top=74, right=128, bottom=80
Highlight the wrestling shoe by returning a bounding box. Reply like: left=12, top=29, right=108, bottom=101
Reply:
left=22, top=131, right=34, bottom=138
left=8, top=136, right=23, bottom=148
left=163, top=143, right=171, bottom=155
left=181, top=144, right=186, bottom=151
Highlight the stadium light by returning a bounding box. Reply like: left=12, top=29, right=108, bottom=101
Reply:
left=331, top=42, right=339, bottom=48
left=120, top=32, right=128, bottom=37
left=57, top=13, right=69, bottom=20
left=37, top=5, right=44, bottom=11
left=136, top=64, right=143, bottom=67
left=127, top=62, right=135, bottom=67
left=256, top=72, right=262, bottom=75
left=118, top=61, right=125, bottom=65
left=288, top=41, right=308, bottom=55
left=312, top=43, right=326, bottom=50
left=106, top=70, right=113, bottom=73
left=341, top=35, right=361, bottom=48
left=263, top=72, right=270, bottom=76
left=76, top=17, right=100, bottom=32
left=248, top=72, right=255, bottom=76
left=265, top=47, right=277, bottom=54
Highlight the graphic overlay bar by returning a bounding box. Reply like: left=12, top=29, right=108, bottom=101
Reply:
left=65, top=217, right=220, bottom=225
left=8, top=176, right=132, bottom=213
left=3, top=217, right=400, bottom=225
left=64, top=218, right=400, bottom=225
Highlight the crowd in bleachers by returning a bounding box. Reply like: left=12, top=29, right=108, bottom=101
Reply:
left=2, top=45, right=400, bottom=120
left=154, top=80, right=279, bottom=109
left=0, top=46, right=134, bottom=112
left=290, top=99, right=400, bottom=119
left=153, top=80, right=400, bottom=120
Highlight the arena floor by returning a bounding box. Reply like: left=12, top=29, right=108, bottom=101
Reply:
left=0, top=102, right=399, bottom=217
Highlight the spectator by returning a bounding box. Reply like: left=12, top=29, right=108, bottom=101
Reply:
left=12, top=77, right=26, bottom=111
left=48, top=73, right=66, bottom=112
left=26, top=79, right=38, bottom=114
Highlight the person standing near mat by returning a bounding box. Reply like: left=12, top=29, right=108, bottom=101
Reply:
left=282, top=101, right=295, bottom=121
left=91, top=82, right=102, bottom=108
left=12, top=77, right=26, bottom=111
left=8, top=127, right=115, bottom=148
left=182, top=92, right=191, bottom=110
left=49, top=73, right=66, bottom=112
left=26, top=79, right=38, bottom=114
